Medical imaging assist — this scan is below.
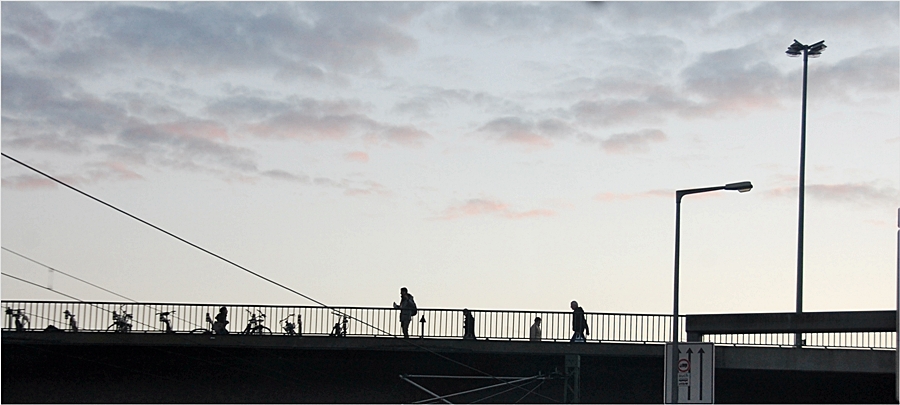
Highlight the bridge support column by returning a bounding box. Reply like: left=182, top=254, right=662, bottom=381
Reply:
left=564, top=354, right=580, bottom=403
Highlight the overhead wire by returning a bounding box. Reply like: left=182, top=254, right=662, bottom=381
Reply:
left=3, top=246, right=137, bottom=302
left=1, top=271, right=309, bottom=387
left=1, top=152, right=558, bottom=400
left=2, top=247, right=200, bottom=329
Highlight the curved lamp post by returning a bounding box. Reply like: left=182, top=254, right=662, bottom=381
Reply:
left=786, top=39, right=825, bottom=347
left=669, top=181, right=752, bottom=404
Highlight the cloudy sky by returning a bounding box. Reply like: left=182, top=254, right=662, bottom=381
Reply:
left=2, top=2, right=898, bottom=317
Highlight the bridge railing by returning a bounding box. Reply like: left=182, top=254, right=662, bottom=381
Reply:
left=0, top=300, right=674, bottom=343
left=698, top=332, right=896, bottom=349
left=2, top=301, right=894, bottom=349
left=687, top=311, right=897, bottom=350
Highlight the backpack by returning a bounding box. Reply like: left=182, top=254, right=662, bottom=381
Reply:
left=408, top=297, right=418, bottom=317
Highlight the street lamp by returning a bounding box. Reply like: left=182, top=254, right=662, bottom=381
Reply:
left=669, top=181, right=752, bottom=404
left=786, top=39, right=826, bottom=347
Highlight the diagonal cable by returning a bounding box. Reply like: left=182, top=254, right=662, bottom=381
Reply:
left=2, top=152, right=547, bottom=397
left=2, top=152, right=328, bottom=308
left=3, top=246, right=137, bottom=302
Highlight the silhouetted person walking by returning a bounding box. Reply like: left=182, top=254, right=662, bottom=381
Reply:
left=463, top=308, right=476, bottom=340
left=393, top=287, right=417, bottom=338
left=570, top=301, right=589, bottom=342
left=529, top=316, right=542, bottom=341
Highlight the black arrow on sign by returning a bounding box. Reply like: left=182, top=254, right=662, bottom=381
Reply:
left=686, top=348, right=693, bottom=400
left=698, top=347, right=705, bottom=401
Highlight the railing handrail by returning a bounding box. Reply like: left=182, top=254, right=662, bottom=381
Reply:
left=1, top=300, right=894, bottom=350
left=0, top=299, right=673, bottom=317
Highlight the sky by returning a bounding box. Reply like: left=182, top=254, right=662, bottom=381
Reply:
left=1, top=2, right=898, bottom=317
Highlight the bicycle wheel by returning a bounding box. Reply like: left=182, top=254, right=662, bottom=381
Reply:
left=253, top=326, right=272, bottom=335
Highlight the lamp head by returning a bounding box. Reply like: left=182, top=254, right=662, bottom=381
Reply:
left=807, top=40, right=826, bottom=58
left=724, top=181, right=753, bottom=193
left=786, top=40, right=804, bottom=57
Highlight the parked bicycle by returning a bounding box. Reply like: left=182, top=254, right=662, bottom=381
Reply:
left=157, top=311, right=175, bottom=333
left=5, top=307, right=30, bottom=331
left=64, top=310, right=78, bottom=332
left=329, top=312, right=348, bottom=337
left=280, top=314, right=301, bottom=336
left=241, top=310, right=271, bottom=335
left=107, top=306, right=133, bottom=333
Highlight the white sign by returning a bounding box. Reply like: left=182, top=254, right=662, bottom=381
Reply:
left=665, top=343, right=714, bottom=404
left=678, top=372, right=690, bottom=386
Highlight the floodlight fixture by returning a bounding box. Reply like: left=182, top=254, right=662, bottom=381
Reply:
left=786, top=40, right=805, bottom=57
left=785, top=39, right=827, bottom=58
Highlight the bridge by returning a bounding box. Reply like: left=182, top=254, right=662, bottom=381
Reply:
left=2, top=300, right=896, bottom=403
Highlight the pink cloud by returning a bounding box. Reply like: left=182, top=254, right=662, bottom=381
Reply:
left=381, top=126, right=431, bottom=147
left=2, top=161, right=144, bottom=190
left=594, top=189, right=670, bottom=201
left=344, top=181, right=390, bottom=197
left=1, top=174, right=57, bottom=190
left=100, top=161, right=143, bottom=181
left=477, top=117, right=555, bottom=150
left=501, top=131, right=554, bottom=149
left=437, top=198, right=556, bottom=220
left=344, top=151, right=370, bottom=163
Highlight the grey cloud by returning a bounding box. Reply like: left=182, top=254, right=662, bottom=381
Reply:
left=815, top=49, right=900, bottom=98
left=601, top=129, right=667, bottom=154
left=601, top=2, right=722, bottom=33
left=446, top=2, right=598, bottom=36
left=2, top=69, right=128, bottom=143
left=572, top=96, right=684, bottom=127
left=680, top=45, right=787, bottom=113
left=3, top=2, right=423, bottom=79
left=261, top=170, right=311, bottom=183
left=2, top=69, right=260, bottom=179
left=476, top=116, right=575, bottom=148
left=209, top=94, right=432, bottom=147
left=0, top=2, right=59, bottom=47
left=715, top=2, right=899, bottom=38
left=765, top=183, right=898, bottom=206
left=115, top=121, right=257, bottom=172
left=392, top=87, right=500, bottom=119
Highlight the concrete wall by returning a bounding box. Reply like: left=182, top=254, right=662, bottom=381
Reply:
left=3, top=333, right=895, bottom=403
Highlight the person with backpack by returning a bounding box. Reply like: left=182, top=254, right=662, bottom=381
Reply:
left=570, top=300, right=589, bottom=342
left=393, top=287, right=417, bottom=338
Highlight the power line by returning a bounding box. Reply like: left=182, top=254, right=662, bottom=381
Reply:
left=1, top=271, right=309, bottom=386
left=1, top=152, right=543, bottom=397
left=2, top=272, right=83, bottom=302
left=2, top=152, right=327, bottom=308
left=2, top=246, right=137, bottom=302
left=2, top=247, right=204, bottom=328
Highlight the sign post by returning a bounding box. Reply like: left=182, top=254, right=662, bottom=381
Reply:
left=665, top=343, right=714, bottom=403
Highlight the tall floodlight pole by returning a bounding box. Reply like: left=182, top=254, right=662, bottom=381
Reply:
left=786, top=39, right=826, bottom=348
left=669, top=181, right=752, bottom=404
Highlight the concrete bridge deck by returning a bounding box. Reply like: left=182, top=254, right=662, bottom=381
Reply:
left=3, top=330, right=895, bottom=374
left=3, top=330, right=895, bottom=403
